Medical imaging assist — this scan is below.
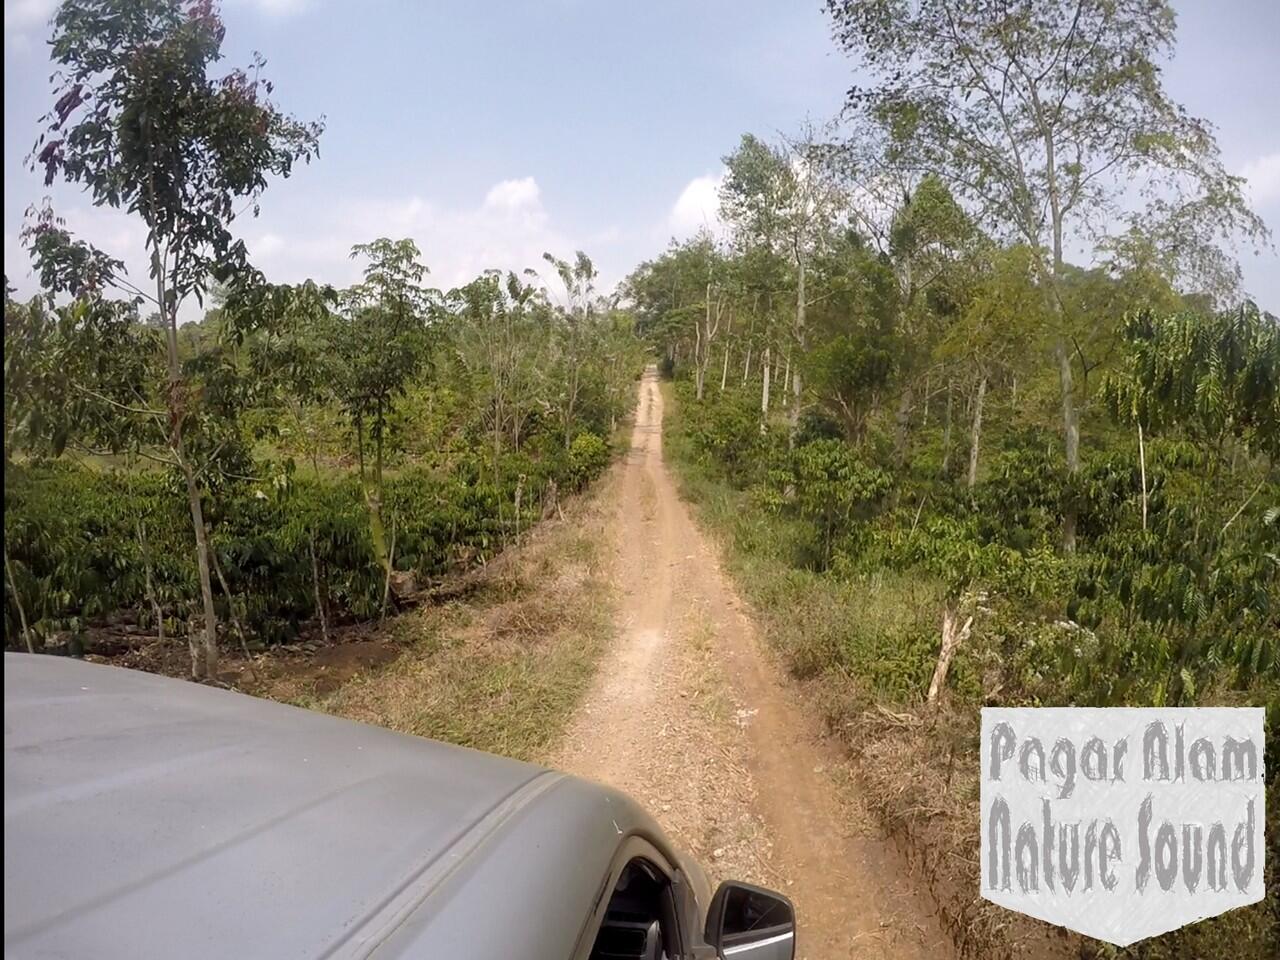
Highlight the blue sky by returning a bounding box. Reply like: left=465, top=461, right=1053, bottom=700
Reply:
left=4, top=0, right=1278, bottom=312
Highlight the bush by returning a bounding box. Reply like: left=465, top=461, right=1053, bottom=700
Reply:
left=679, top=384, right=770, bottom=482
left=567, top=432, right=610, bottom=490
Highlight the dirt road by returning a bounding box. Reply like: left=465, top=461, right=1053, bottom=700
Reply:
left=553, top=368, right=955, bottom=959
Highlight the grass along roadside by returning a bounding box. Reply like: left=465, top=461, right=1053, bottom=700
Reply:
left=244, top=467, right=618, bottom=764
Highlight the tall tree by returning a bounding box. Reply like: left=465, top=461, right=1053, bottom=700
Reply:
left=27, top=0, right=321, bottom=676
left=827, top=0, right=1268, bottom=549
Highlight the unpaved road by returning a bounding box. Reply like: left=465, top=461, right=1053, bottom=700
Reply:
left=554, top=368, right=955, bottom=959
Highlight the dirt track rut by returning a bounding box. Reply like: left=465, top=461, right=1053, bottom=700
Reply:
left=553, top=368, right=955, bottom=959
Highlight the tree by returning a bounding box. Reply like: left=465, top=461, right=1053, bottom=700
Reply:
left=5, top=293, right=59, bottom=465
left=1105, top=303, right=1280, bottom=466
left=540, top=251, right=605, bottom=450
left=626, top=235, right=732, bottom=393
left=796, top=224, right=896, bottom=445
left=329, top=239, right=433, bottom=572
left=721, top=131, right=841, bottom=443
left=26, top=0, right=321, bottom=677
left=827, top=0, right=1269, bottom=549
left=780, top=438, right=891, bottom=568
left=240, top=280, right=344, bottom=478
left=936, top=245, right=1046, bottom=488
left=449, top=270, right=549, bottom=475
left=883, top=176, right=975, bottom=463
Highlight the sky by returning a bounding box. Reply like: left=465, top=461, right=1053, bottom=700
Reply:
left=4, top=0, right=1279, bottom=315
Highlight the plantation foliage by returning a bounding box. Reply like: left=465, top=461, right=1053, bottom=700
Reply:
left=670, top=370, right=1278, bottom=711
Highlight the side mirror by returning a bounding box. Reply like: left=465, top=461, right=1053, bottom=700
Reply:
left=704, top=880, right=795, bottom=959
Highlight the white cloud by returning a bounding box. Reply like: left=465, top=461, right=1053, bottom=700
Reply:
left=238, top=176, right=573, bottom=297
left=250, top=232, right=285, bottom=259
left=483, top=177, right=541, bottom=212
left=667, top=173, right=724, bottom=239
left=230, top=0, right=311, bottom=17
left=1241, top=152, right=1280, bottom=207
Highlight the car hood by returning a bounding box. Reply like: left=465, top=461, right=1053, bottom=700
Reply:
left=4, top=655, right=643, bottom=959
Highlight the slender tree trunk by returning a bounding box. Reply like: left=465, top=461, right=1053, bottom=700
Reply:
left=493, top=422, right=503, bottom=489
left=157, top=257, right=217, bottom=679
left=720, top=303, right=732, bottom=392
left=1043, top=133, right=1081, bottom=553
left=894, top=383, right=914, bottom=468
left=355, top=411, right=366, bottom=485
left=180, top=460, right=218, bottom=679
left=790, top=255, right=806, bottom=448
left=380, top=513, right=398, bottom=622
left=760, top=345, right=772, bottom=427
left=209, top=542, right=257, bottom=681
left=941, top=379, right=954, bottom=476
left=782, top=350, right=791, bottom=397
left=1055, top=338, right=1080, bottom=552
left=513, top=473, right=525, bottom=543
left=1221, top=476, right=1267, bottom=538
left=374, top=400, right=384, bottom=504
left=967, top=376, right=987, bottom=490
left=1138, top=423, right=1148, bottom=532
left=742, top=344, right=752, bottom=385
left=309, top=530, right=329, bottom=644
left=4, top=545, right=34, bottom=654
left=364, top=403, right=389, bottom=573
left=695, top=303, right=706, bottom=401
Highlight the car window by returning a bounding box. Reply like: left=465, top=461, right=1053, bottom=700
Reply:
left=588, top=858, right=675, bottom=960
